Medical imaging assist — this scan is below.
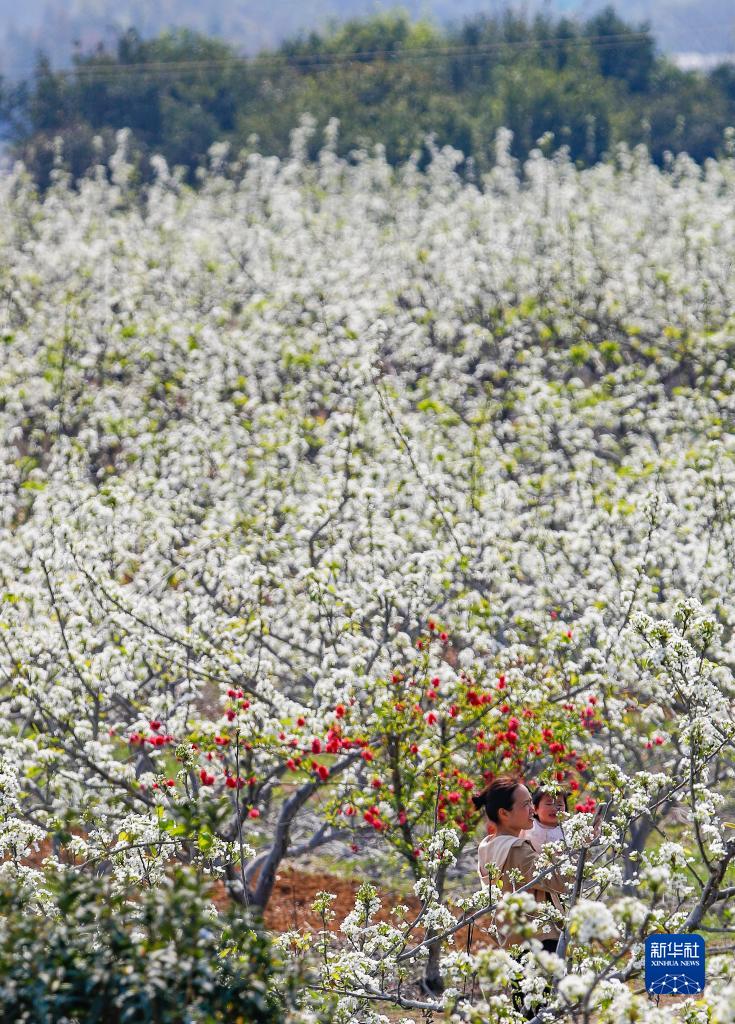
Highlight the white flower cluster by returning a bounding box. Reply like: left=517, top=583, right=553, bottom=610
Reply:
left=567, top=900, right=619, bottom=946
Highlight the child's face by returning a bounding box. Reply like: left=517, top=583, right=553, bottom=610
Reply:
left=536, top=793, right=564, bottom=827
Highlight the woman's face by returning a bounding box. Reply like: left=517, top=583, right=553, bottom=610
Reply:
left=536, top=793, right=564, bottom=827
left=498, top=784, right=535, bottom=832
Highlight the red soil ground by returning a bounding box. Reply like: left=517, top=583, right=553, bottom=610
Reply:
left=212, top=867, right=426, bottom=935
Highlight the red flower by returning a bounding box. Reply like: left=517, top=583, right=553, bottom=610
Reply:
left=334, top=704, right=345, bottom=718
left=449, top=705, right=458, bottom=717
left=296, top=717, right=306, bottom=727
left=371, top=778, right=382, bottom=789
left=199, top=770, right=215, bottom=786
left=166, top=779, right=175, bottom=787
left=149, top=720, right=161, bottom=731
left=311, top=738, right=322, bottom=754
left=344, top=805, right=355, bottom=816
left=248, top=808, right=260, bottom=818
left=425, top=711, right=438, bottom=725
left=226, top=710, right=236, bottom=721
left=316, top=765, right=329, bottom=781
left=439, top=632, right=448, bottom=643
left=286, top=758, right=297, bottom=770
left=361, top=750, right=374, bottom=762
left=497, top=677, right=506, bottom=690
left=398, top=809, right=407, bottom=825
left=410, top=743, right=419, bottom=754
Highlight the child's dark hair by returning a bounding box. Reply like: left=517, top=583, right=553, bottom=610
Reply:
left=471, top=775, right=521, bottom=823
left=531, top=787, right=569, bottom=810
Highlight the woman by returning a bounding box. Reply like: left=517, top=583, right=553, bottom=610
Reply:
left=473, top=776, right=566, bottom=954
left=521, top=788, right=567, bottom=853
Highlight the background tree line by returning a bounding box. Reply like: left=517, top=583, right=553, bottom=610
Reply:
left=1, top=5, right=735, bottom=186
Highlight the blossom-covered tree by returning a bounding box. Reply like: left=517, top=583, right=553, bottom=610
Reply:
left=0, top=122, right=735, bottom=1019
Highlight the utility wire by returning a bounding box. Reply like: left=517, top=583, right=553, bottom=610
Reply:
left=6, top=31, right=653, bottom=81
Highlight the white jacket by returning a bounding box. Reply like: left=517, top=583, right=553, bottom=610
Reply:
left=520, top=819, right=565, bottom=853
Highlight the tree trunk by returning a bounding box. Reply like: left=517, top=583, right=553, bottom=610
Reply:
left=423, top=863, right=448, bottom=994
left=622, top=818, right=652, bottom=894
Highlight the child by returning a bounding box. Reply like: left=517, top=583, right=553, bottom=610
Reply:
left=521, top=788, right=566, bottom=852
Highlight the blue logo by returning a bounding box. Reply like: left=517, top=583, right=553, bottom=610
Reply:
left=645, top=934, right=705, bottom=995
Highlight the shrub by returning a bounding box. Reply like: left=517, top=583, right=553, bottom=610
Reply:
left=0, top=866, right=297, bottom=1024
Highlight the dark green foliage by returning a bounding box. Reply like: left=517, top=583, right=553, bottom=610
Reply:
left=0, top=867, right=297, bottom=1024
left=583, top=6, right=656, bottom=92
left=4, top=8, right=735, bottom=186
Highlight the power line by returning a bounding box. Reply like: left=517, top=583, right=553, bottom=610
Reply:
left=4, top=31, right=653, bottom=81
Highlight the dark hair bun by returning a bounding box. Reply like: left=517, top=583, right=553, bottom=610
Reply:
left=471, top=792, right=485, bottom=812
